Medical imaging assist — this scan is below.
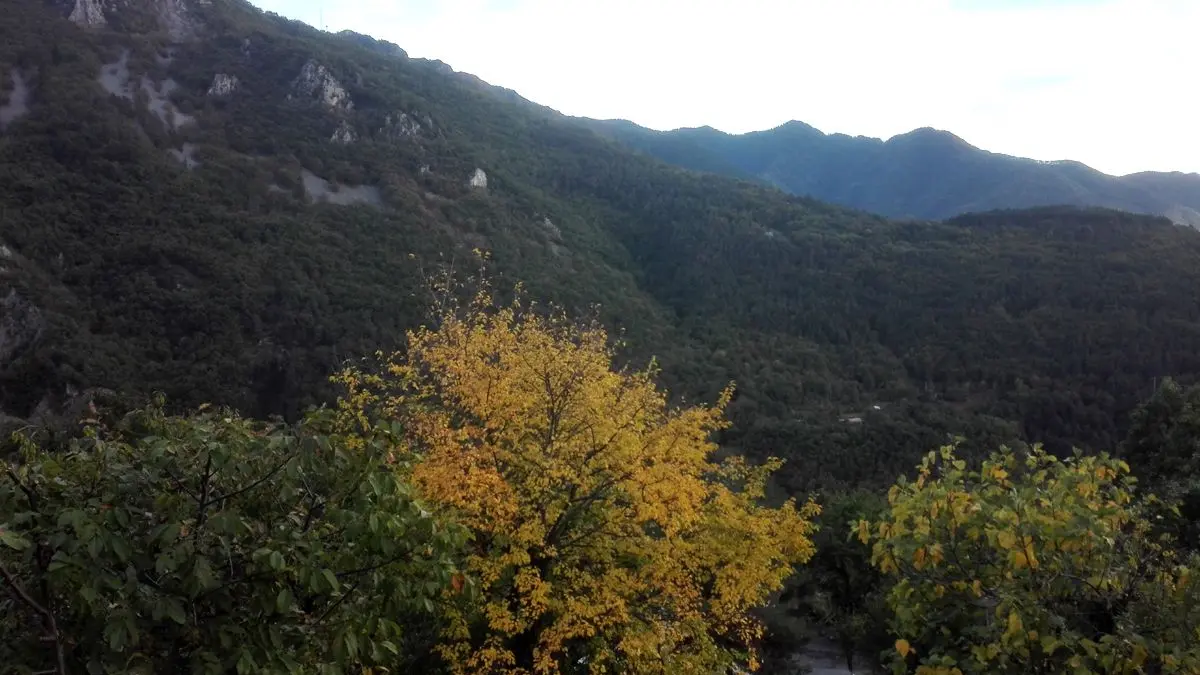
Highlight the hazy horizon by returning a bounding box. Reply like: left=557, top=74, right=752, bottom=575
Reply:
left=249, top=0, right=1200, bottom=176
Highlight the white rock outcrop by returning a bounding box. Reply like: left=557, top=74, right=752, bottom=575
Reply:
left=207, top=73, right=239, bottom=97
left=468, top=168, right=488, bottom=189
left=157, top=0, right=201, bottom=41
left=142, top=77, right=194, bottom=130
left=168, top=143, right=200, bottom=170
left=97, top=51, right=134, bottom=100
left=0, top=291, right=45, bottom=370
left=0, top=70, right=30, bottom=131
left=382, top=111, right=421, bottom=139
left=67, top=0, right=107, bottom=26
left=291, top=60, right=352, bottom=111
left=330, top=120, right=356, bottom=144
left=301, top=170, right=381, bottom=207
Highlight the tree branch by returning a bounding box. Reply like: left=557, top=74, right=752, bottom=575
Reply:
left=200, top=454, right=294, bottom=511
left=5, top=468, right=38, bottom=511
left=195, top=453, right=214, bottom=534
left=0, top=562, right=66, bottom=675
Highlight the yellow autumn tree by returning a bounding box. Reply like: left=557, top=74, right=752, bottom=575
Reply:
left=860, top=445, right=1200, bottom=675
left=334, top=288, right=818, bottom=674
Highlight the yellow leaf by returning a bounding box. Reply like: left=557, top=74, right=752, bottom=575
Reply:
left=1132, top=643, right=1148, bottom=667
left=896, top=639, right=912, bottom=658
left=1005, top=610, right=1023, bottom=641
left=997, top=530, right=1017, bottom=550
left=857, top=519, right=871, bottom=544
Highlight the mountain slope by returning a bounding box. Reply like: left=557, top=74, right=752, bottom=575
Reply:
left=5, top=0, right=1200, bottom=490
left=582, top=118, right=1200, bottom=226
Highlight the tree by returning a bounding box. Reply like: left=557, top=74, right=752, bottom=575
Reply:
left=1122, top=379, right=1200, bottom=549
left=858, top=445, right=1200, bottom=675
left=1122, top=378, right=1200, bottom=484
left=767, top=489, right=890, bottom=673
left=1, top=403, right=466, bottom=674
left=334, top=290, right=819, bottom=674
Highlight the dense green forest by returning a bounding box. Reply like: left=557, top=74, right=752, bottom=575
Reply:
left=582, top=118, right=1200, bottom=226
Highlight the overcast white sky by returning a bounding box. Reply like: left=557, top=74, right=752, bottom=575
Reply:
left=250, top=0, right=1198, bottom=176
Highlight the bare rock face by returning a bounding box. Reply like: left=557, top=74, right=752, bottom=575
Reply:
left=97, top=50, right=134, bottom=100
left=0, top=290, right=45, bottom=370
left=57, top=0, right=205, bottom=37
left=141, top=77, right=194, bottom=130
left=66, top=0, right=107, bottom=26
left=381, top=111, right=422, bottom=140
left=207, top=73, right=239, bottom=97
left=291, top=60, right=352, bottom=111
left=468, top=168, right=488, bottom=189
left=156, top=0, right=201, bottom=40
left=0, top=70, right=31, bottom=131
left=300, top=170, right=381, bottom=207
left=168, top=143, right=199, bottom=169
left=330, top=119, right=356, bottom=144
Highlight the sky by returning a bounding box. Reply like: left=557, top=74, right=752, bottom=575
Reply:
left=248, top=0, right=1200, bottom=176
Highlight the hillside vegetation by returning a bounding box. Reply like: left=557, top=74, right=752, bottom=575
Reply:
left=4, top=295, right=1200, bottom=673
left=4, top=0, right=1200, bottom=492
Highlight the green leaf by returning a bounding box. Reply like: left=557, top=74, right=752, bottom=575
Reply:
left=158, top=523, right=182, bottom=545
left=0, top=527, right=31, bottom=551
left=104, top=620, right=126, bottom=652
left=166, top=599, right=187, bottom=625
left=111, top=537, right=132, bottom=562
left=322, top=569, right=339, bottom=593
left=276, top=587, right=294, bottom=613
left=193, top=556, right=215, bottom=591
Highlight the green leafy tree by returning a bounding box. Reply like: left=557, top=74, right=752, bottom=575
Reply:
left=766, top=489, right=890, bottom=673
left=0, top=402, right=467, bottom=674
left=859, top=445, right=1200, bottom=675
left=1122, top=378, right=1200, bottom=549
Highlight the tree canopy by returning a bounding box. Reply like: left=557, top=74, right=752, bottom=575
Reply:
left=333, top=289, right=819, bottom=673
left=0, top=403, right=466, bottom=673
left=859, top=445, right=1200, bottom=675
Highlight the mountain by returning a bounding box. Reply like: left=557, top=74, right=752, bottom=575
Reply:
left=581, top=119, right=1200, bottom=226
left=5, top=0, right=1200, bottom=491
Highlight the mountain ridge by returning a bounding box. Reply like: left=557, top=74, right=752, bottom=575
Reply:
left=581, top=117, right=1200, bottom=225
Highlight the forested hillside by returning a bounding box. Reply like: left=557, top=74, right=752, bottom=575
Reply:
left=5, top=1, right=1200, bottom=672
left=3, top=0, right=1200, bottom=496
left=583, top=118, right=1200, bottom=226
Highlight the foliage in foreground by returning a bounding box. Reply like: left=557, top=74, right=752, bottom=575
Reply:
left=860, top=445, right=1200, bottom=675
left=335, top=291, right=820, bottom=674
left=0, top=405, right=466, bottom=674
left=8, top=286, right=1200, bottom=675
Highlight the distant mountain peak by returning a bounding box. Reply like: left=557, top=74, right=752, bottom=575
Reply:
left=778, top=119, right=821, bottom=132
left=589, top=117, right=1200, bottom=226
left=887, top=126, right=974, bottom=149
